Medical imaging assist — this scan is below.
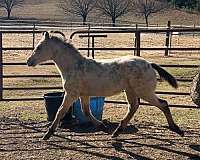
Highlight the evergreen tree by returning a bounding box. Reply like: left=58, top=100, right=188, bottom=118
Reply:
left=168, top=0, right=197, bottom=9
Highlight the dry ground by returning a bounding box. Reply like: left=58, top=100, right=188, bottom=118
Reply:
left=0, top=31, right=200, bottom=159
left=0, top=104, right=200, bottom=160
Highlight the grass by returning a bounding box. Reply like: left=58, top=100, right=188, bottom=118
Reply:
left=0, top=101, right=47, bottom=121
left=30, top=78, right=60, bottom=84
left=18, top=109, right=46, bottom=121
left=167, top=68, right=197, bottom=78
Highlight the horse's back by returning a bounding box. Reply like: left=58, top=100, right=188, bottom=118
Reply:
left=79, top=56, right=157, bottom=97
left=108, top=56, right=153, bottom=75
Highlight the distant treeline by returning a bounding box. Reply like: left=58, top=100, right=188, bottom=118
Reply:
left=168, top=0, right=200, bottom=10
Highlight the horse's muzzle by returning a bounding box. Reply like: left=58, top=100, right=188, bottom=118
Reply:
left=27, top=58, right=36, bottom=67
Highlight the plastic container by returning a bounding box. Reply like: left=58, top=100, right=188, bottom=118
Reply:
left=43, top=92, right=72, bottom=121
left=73, top=97, right=105, bottom=124
left=44, top=92, right=105, bottom=124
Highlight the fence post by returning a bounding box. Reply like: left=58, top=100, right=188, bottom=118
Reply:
left=32, top=23, right=36, bottom=49
left=165, top=21, right=171, bottom=56
left=91, top=36, right=95, bottom=59
left=0, top=32, right=3, bottom=100
left=193, top=24, right=195, bottom=37
left=87, top=24, right=90, bottom=57
left=135, top=30, right=141, bottom=56
left=134, top=24, right=138, bottom=56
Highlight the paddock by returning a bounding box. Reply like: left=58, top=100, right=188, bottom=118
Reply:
left=0, top=26, right=200, bottom=159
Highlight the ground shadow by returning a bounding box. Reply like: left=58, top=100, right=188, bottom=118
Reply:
left=60, top=119, right=139, bottom=135
left=111, top=140, right=153, bottom=160
left=1, top=117, right=200, bottom=159
left=0, top=118, right=123, bottom=159
left=189, top=145, right=200, bottom=152
left=113, top=138, right=200, bottom=159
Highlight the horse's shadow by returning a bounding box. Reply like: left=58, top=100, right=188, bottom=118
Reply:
left=60, top=119, right=139, bottom=135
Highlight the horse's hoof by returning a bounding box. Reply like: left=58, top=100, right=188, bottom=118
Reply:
left=111, top=127, right=123, bottom=138
left=170, top=125, right=184, bottom=137
left=111, top=132, right=119, bottom=138
left=43, top=135, right=50, bottom=140
left=42, top=129, right=54, bottom=140
left=175, top=129, right=184, bottom=137
left=99, top=123, right=108, bottom=131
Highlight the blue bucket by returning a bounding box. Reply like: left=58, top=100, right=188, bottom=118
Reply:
left=73, top=97, right=105, bottom=124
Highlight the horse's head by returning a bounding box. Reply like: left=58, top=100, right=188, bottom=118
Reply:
left=27, top=31, right=53, bottom=67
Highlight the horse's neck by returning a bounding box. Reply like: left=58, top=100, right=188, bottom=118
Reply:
left=52, top=46, right=84, bottom=79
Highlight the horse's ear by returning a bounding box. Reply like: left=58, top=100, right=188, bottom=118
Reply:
left=43, top=31, right=50, bottom=40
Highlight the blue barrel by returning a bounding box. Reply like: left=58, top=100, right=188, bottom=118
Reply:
left=73, top=97, right=105, bottom=124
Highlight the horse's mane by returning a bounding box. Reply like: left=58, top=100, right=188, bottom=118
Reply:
left=50, top=35, right=81, bottom=57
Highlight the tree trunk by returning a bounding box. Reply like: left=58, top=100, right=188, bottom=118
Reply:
left=112, top=17, right=116, bottom=27
left=7, top=9, right=11, bottom=19
left=82, top=16, right=87, bottom=25
left=145, top=14, right=148, bottom=27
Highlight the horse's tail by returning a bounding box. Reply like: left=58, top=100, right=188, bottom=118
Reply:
left=151, top=63, right=178, bottom=89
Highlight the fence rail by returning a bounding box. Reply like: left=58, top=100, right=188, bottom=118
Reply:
left=0, top=27, right=200, bottom=109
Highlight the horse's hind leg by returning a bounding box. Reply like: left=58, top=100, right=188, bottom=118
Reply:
left=141, top=93, right=184, bottom=136
left=80, top=96, right=106, bottom=130
left=112, top=91, right=139, bottom=137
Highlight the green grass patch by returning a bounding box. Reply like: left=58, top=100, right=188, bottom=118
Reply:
left=167, top=68, right=198, bottom=78
left=134, top=106, right=200, bottom=128
left=0, top=101, right=47, bottom=121
left=18, top=110, right=47, bottom=121
left=0, top=102, right=14, bottom=111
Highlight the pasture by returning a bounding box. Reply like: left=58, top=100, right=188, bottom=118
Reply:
left=0, top=29, right=200, bottom=159
left=2, top=0, right=200, bottom=26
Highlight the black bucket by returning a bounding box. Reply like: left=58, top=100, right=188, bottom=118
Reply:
left=44, top=92, right=72, bottom=122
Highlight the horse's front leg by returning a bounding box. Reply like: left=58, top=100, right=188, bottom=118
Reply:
left=80, top=96, right=107, bottom=130
left=43, top=92, right=78, bottom=140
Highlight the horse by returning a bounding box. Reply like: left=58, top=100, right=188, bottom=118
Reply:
left=27, top=31, right=184, bottom=140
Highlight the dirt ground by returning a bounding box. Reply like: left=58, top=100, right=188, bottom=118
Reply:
left=0, top=104, right=200, bottom=160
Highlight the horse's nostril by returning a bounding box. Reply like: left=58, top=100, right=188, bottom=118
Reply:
left=27, top=59, right=33, bottom=66
left=27, top=59, right=30, bottom=64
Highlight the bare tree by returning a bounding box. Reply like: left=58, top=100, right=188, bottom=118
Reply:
left=96, top=0, right=131, bottom=26
left=132, top=0, right=168, bottom=27
left=0, top=0, right=24, bottom=19
left=58, top=0, right=96, bottom=25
